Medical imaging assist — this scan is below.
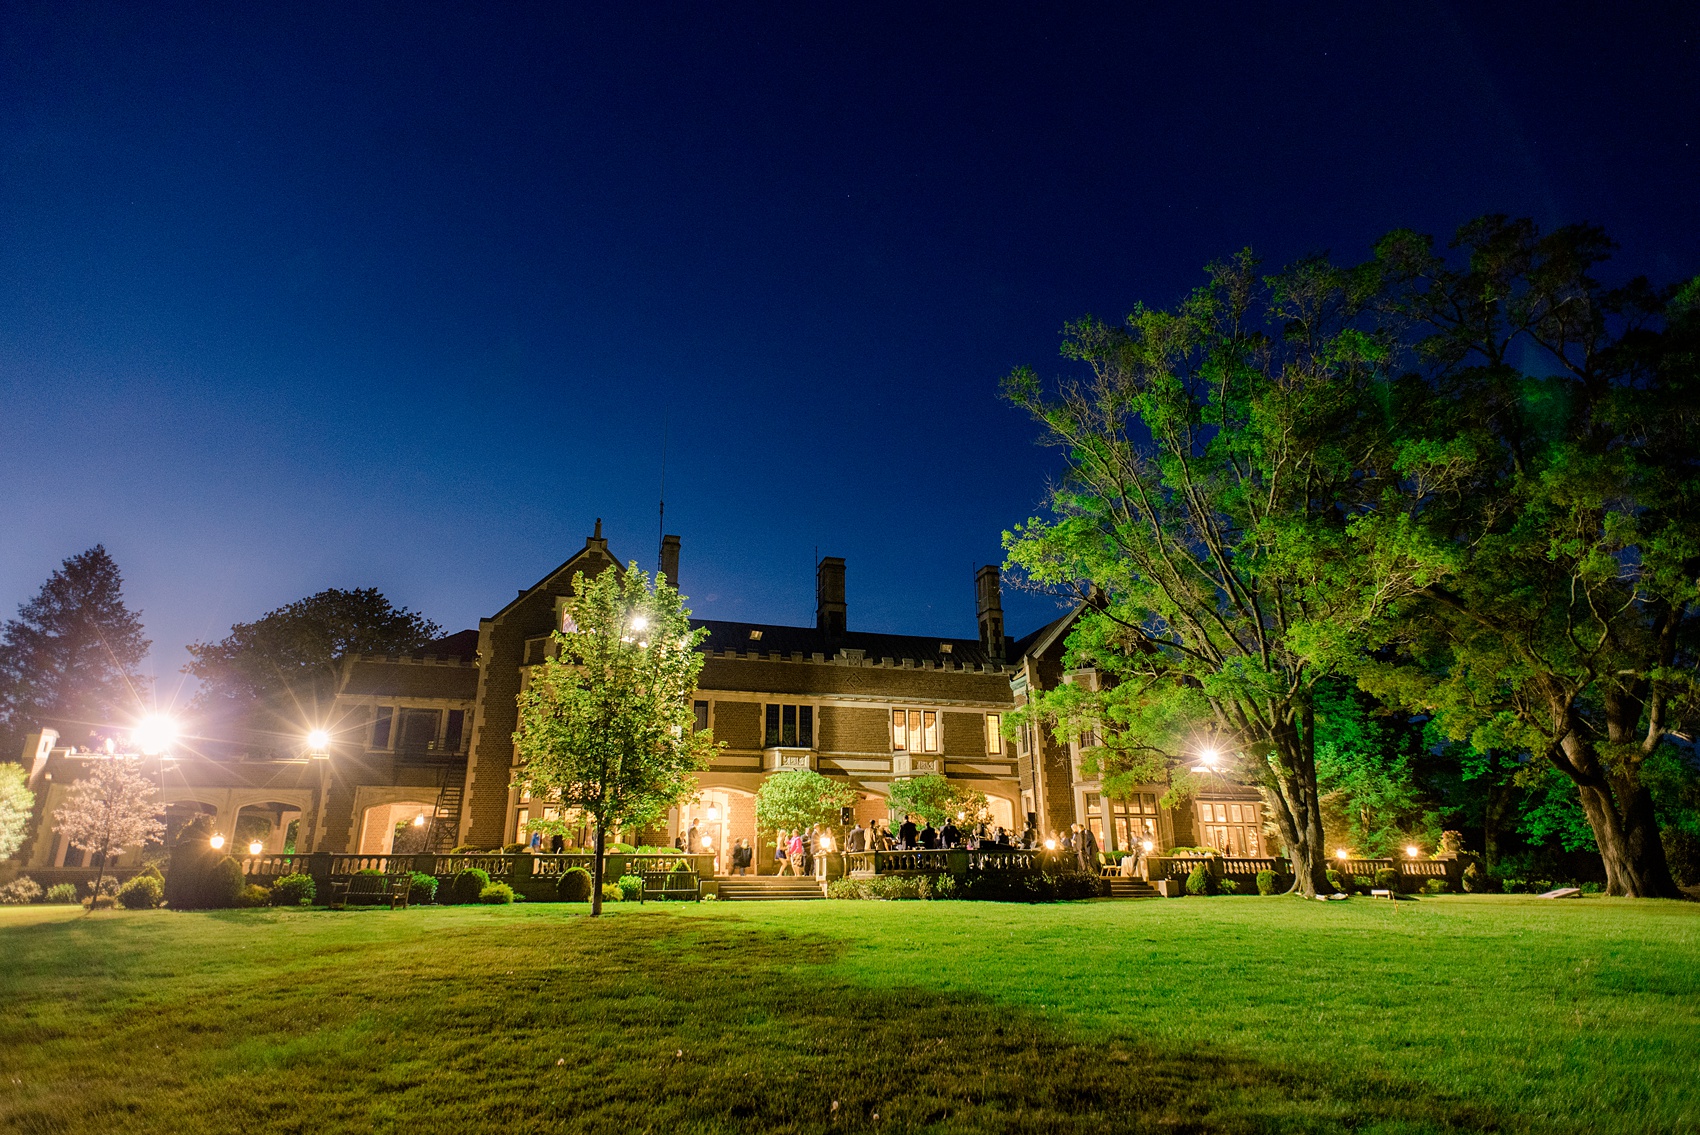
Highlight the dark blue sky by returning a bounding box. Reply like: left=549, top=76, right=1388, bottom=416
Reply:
left=3, top=2, right=1696, bottom=700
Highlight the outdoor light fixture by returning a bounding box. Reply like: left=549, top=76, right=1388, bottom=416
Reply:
left=706, top=805, right=719, bottom=820
left=1334, top=849, right=1349, bottom=861
left=104, top=737, right=116, bottom=755
left=413, top=813, right=426, bottom=827
left=1141, top=840, right=1154, bottom=853
left=133, top=714, right=178, bottom=756
left=249, top=840, right=263, bottom=855
left=700, top=835, right=713, bottom=850
left=306, top=729, right=331, bottom=756
left=631, top=616, right=649, bottom=631
left=209, top=834, right=226, bottom=850
left=1200, top=747, right=1220, bottom=766
left=1044, top=838, right=1057, bottom=851
left=1405, top=845, right=1420, bottom=859
left=819, top=834, right=834, bottom=852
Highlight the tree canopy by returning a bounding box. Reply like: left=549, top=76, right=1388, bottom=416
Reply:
left=886, top=774, right=990, bottom=829
left=752, top=768, right=856, bottom=836
left=0, top=763, right=35, bottom=861
left=0, top=546, right=151, bottom=760
left=513, top=563, right=715, bottom=914
left=54, top=758, right=165, bottom=898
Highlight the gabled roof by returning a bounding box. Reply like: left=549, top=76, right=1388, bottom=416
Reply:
left=487, top=524, right=620, bottom=623
left=693, top=619, right=1009, bottom=668
left=1011, top=604, right=1084, bottom=663
left=413, top=629, right=478, bottom=661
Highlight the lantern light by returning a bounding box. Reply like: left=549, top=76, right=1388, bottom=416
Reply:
left=209, top=834, right=226, bottom=851
left=700, top=835, right=713, bottom=850
left=1405, top=845, right=1420, bottom=859
left=306, top=729, right=331, bottom=755
left=706, top=805, right=719, bottom=820
left=1044, top=838, right=1057, bottom=851
left=1141, top=840, right=1154, bottom=853
left=1199, top=747, right=1220, bottom=767
left=248, top=840, right=264, bottom=856
left=414, top=813, right=426, bottom=827
left=1334, top=848, right=1349, bottom=861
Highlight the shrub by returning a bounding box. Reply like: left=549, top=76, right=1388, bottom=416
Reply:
left=271, top=873, right=316, bottom=906
left=1580, top=881, right=1603, bottom=894
left=616, top=874, right=645, bottom=902
left=1185, top=864, right=1213, bottom=896
left=556, top=866, right=593, bottom=902
left=1052, top=872, right=1108, bottom=900
left=0, top=877, right=43, bottom=904
left=1373, top=868, right=1398, bottom=890
left=606, top=842, right=637, bottom=854
left=1255, top=868, right=1277, bottom=895
left=1662, top=827, right=1700, bottom=887
left=407, top=871, right=438, bottom=905
left=45, top=882, right=79, bottom=904
left=1219, top=879, right=1239, bottom=895
left=449, top=867, right=490, bottom=906
left=1326, top=869, right=1350, bottom=895
left=235, top=884, right=271, bottom=908
left=1461, top=861, right=1496, bottom=893
left=87, top=894, right=118, bottom=910
left=918, top=874, right=958, bottom=900
left=117, top=874, right=164, bottom=909
left=959, top=874, right=1054, bottom=903
left=478, top=883, right=515, bottom=904
left=600, top=882, right=623, bottom=903
left=448, top=844, right=485, bottom=854
left=826, top=878, right=864, bottom=899
left=1422, top=878, right=1447, bottom=895
left=205, top=857, right=246, bottom=909
left=165, top=815, right=248, bottom=910
left=502, top=843, right=527, bottom=854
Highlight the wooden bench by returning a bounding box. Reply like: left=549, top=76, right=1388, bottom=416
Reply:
left=641, top=869, right=700, bottom=902
left=327, top=873, right=409, bottom=910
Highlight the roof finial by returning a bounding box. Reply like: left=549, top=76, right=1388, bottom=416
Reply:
left=593, top=517, right=602, bottom=539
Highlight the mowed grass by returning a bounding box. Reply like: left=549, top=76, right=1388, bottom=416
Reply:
left=0, top=895, right=1696, bottom=1134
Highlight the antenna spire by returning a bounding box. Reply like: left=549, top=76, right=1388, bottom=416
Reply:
left=657, top=412, right=669, bottom=573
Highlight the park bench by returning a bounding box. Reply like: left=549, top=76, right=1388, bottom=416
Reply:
left=327, top=873, right=410, bottom=910
left=640, top=868, right=700, bottom=902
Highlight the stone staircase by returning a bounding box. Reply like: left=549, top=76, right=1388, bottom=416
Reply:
left=1104, top=877, right=1159, bottom=899
left=716, top=875, right=826, bottom=901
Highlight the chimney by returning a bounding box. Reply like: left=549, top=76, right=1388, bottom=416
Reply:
left=815, top=557, right=846, bottom=638
left=976, top=565, right=1005, bottom=661
left=659, top=534, right=680, bottom=585
left=585, top=518, right=608, bottom=553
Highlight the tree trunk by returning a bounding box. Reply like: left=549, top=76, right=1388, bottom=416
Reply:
left=589, top=823, right=606, bottom=916
left=88, top=839, right=108, bottom=908
left=1261, top=717, right=1331, bottom=899
left=1483, top=781, right=1514, bottom=873
left=1558, top=733, right=1681, bottom=898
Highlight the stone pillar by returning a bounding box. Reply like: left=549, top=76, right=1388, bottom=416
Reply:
left=513, top=851, right=533, bottom=883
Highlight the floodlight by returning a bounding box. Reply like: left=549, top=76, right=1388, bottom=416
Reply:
left=134, top=714, right=178, bottom=756
left=209, top=834, right=226, bottom=850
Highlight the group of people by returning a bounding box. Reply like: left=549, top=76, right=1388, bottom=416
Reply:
left=843, top=816, right=1038, bottom=853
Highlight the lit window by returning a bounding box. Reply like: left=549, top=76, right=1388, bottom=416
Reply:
left=693, top=700, right=709, bottom=732
left=764, top=703, right=813, bottom=747
left=985, top=713, right=1003, bottom=755
left=892, top=709, right=939, bottom=753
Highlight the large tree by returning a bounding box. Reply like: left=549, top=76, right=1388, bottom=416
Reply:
left=0, top=763, right=35, bottom=861
left=185, top=588, right=439, bottom=739
left=53, top=759, right=165, bottom=900
left=0, top=546, right=152, bottom=760
left=754, top=768, right=858, bottom=837
left=1003, top=252, right=1410, bottom=897
left=1358, top=217, right=1699, bottom=897
left=514, top=563, right=715, bottom=916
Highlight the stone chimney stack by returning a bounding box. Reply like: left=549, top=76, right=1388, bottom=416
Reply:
left=815, top=556, right=847, bottom=638
left=976, top=564, right=1005, bottom=661
left=659, top=534, right=680, bottom=585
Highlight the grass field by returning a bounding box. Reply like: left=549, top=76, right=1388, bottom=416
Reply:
left=1, top=895, right=1696, bottom=1134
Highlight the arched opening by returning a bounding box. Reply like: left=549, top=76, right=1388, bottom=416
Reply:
left=358, top=801, right=438, bottom=855
left=233, top=801, right=305, bottom=856
left=671, top=787, right=756, bottom=875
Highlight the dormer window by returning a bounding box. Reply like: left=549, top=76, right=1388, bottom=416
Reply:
left=939, top=643, right=953, bottom=654
left=748, top=629, right=763, bottom=641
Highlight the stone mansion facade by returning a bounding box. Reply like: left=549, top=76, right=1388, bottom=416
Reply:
left=12, top=523, right=1266, bottom=878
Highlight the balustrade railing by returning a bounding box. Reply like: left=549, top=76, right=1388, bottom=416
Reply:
left=964, top=848, right=1041, bottom=874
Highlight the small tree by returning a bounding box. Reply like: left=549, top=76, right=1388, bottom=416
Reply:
left=886, top=774, right=990, bottom=829
left=0, top=763, right=35, bottom=860
left=755, top=769, right=857, bottom=852
left=514, top=563, right=716, bottom=916
left=53, top=760, right=164, bottom=900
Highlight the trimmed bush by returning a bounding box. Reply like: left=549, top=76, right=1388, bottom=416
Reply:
left=1052, top=872, right=1108, bottom=899
left=1422, top=877, right=1447, bottom=895
left=1255, top=869, right=1277, bottom=895
left=616, top=874, right=644, bottom=902
left=407, top=871, right=438, bottom=905
left=0, top=877, right=43, bottom=904
left=556, top=866, right=593, bottom=902
left=449, top=867, right=490, bottom=905
left=1185, top=863, right=1213, bottom=896
left=448, top=844, right=485, bottom=854
left=235, top=884, right=271, bottom=908
left=1219, top=879, right=1240, bottom=895
left=1374, top=868, right=1398, bottom=890
left=826, top=878, right=863, bottom=899
left=478, top=882, right=515, bottom=904
left=600, top=882, right=624, bottom=903
left=502, top=843, right=527, bottom=854
left=1462, top=862, right=1496, bottom=893
left=117, top=874, right=164, bottom=909
left=1326, top=869, right=1350, bottom=895
left=45, top=882, right=79, bottom=904
left=271, top=873, right=316, bottom=906
left=165, top=815, right=246, bottom=910
left=205, top=857, right=245, bottom=909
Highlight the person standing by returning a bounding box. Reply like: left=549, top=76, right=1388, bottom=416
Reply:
left=1076, top=822, right=1099, bottom=874
left=847, top=821, right=867, bottom=854
left=920, top=821, right=938, bottom=850
left=898, top=815, right=918, bottom=850
left=550, top=832, right=565, bottom=854
left=786, top=830, right=805, bottom=876
left=940, top=818, right=959, bottom=849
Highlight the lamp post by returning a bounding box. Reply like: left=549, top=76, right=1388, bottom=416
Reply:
left=306, top=729, right=332, bottom=852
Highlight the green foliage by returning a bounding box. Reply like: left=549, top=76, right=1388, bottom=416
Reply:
left=1185, top=864, right=1214, bottom=896
left=448, top=845, right=485, bottom=855
left=1255, top=869, right=1277, bottom=895
left=1325, top=869, right=1349, bottom=895
left=44, top=882, right=78, bottom=903
left=885, top=774, right=989, bottom=828
left=117, top=874, right=164, bottom=909
left=1219, top=879, right=1240, bottom=895
left=1461, top=862, right=1496, bottom=894
left=0, top=546, right=151, bottom=763
left=1373, top=868, right=1398, bottom=889
left=513, top=563, right=716, bottom=915
left=0, top=876, right=42, bottom=903
left=448, top=867, right=490, bottom=906
left=616, top=874, right=644, bottom=901
left=205, top=857, right=245, bottom=909
left=0, top=762, right=35, bottom=861
left=1422, top=877, right=1447, bottom=895
left=185, top=588, right=439, bottom=720
left=235, top=884, right=271, bottom=908
left=754, top=768, right=856, bottom=835
left=270, top=873, right=315, bottom=906
left=407, top=872, right=438, bottom=905
left=1313, top=679, right=1441, bottom=857
left=164, top=815, right=224, bottom=910
left=477, top=883, right=514, bottom=905
left=600, top=882, right=623, bottom=904
left=556, top=866, right=592, bottom=902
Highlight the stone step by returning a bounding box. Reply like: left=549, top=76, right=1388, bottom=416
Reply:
left=716, top=879, right=825, bottom=901
left=1105, top=878, right=1159, bottom=899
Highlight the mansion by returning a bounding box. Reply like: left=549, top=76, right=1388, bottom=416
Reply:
left=12, top=523, right=1266, bottom=877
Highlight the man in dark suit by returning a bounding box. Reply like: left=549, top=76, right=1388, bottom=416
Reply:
left=940, top=819, right=959, bottom=849
left=898, top=816, right=918, bottom=849
left=920, top=822, right=938, bottom=849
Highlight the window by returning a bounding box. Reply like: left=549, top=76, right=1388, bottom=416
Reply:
left=891, top=709, right=939, bottom=753
left=764, top=703, right=813, bottom=747
left=985, top=713, right=1003, bottom=755
left=693, top=700, right=709, bottom=732
left=1108, top=794, right=1160, bottom=852
left=1084, top=792, right=1105, bottom=849
left=444, top=709, right=465, bottom=752
left=371, top=708, right=394, bottom=750
left=397, top=709, right=441, bottom=753
left=1198, top=799, right=1261, bottom=856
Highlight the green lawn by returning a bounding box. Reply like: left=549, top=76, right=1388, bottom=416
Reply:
left=1, top=895, right=1696, bottom=1134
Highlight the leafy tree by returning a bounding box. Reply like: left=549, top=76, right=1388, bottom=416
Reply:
left=1359, top=217, right=1699, bottom=896
left=885, top=774, right=990, bottom=829
left=1311, top=680, right=1441, bottom=858
left=0, top=546, right=151, bottom=760
left=53, top=759, right=165, bottom=899
left=0, top=763, right=35, bottom=860
left=753, top=768, right=856, bottom=837
left=1003, top=252, right=1407, bottom=896
left=514, top=563, right=715, bottom=916
left=184, top=588, right=439, bottom=739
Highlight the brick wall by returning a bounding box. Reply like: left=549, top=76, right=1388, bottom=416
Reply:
left=817, top=705, right=888, bottom=752
left=697, top=657, right=1014, bottom=703
left=711, top=701, right=761, bottom=749
left=942, top=711, right=985, bottom=757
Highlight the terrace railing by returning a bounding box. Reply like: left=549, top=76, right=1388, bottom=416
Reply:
left=845, top=847, right=1044, bottom=878
left=240, top=850, right=714, bottom=887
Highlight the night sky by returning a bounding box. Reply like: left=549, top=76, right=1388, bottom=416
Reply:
left=3, top=3, right=1696, bottom=704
